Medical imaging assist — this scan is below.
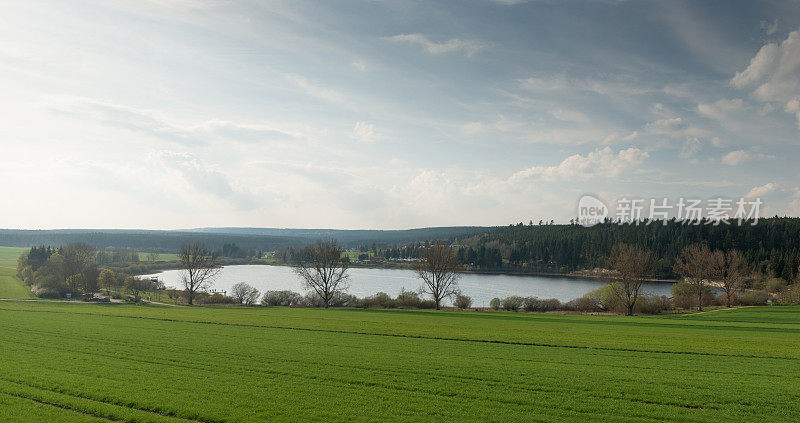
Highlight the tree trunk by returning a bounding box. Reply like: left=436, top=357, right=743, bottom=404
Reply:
left=626, top=303, right=634, bottom=316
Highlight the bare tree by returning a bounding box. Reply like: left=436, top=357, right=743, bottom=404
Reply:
left=179, top=243, right=220, bottom=305
left=146, top=251, right=160, bottom=262
left=414, top=242, right=460, bottom=310
left=293, top=240, right=349, bottom=308
left=721, top=249, right=749, bottom=307
left=674, top=244, right=723, bottom=311
left=608, top=243, right=655, bottom=316
left=231, top=282, right=260, bottom=305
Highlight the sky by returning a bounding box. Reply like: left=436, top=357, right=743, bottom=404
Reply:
left=1, top=0, right=799, bottom=230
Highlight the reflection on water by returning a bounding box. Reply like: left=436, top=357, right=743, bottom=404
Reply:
left=143, top=265, right=674, bottom=307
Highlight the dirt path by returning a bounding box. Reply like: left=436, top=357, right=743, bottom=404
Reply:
left=681, top=305, right=757, bottom=315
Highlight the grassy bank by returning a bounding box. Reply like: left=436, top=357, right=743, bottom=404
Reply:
left=0, top=247, right=33, bottom=299
left=0, top=302, right=797, bottom=421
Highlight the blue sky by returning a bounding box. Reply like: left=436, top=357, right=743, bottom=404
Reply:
left=1, top=0, right=799, bottom=229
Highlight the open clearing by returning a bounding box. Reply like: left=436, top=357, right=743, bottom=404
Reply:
left=0, top=247, right=34, bottom=299
left=0, top=302, right=798, bottom=422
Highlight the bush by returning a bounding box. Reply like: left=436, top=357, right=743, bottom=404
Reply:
left=358, top=292, right=396, bottom=308
left=453, top=293, right=473, bottom=309
left=565, top=296, right=602, bottom=312
left=489, top=297, right=501, bottom=310
left=777, top=284, right=800, bottom=304
left=396, top=289, right=421, bottom=308
left=197, top=293, right=237, bottom=305
left=522, top=297, right=540, bottom=312
left=538, top=298, right=562, bottom=312
left=304, top=291, right=357, bottom=308
left=635, top=295, right=671, bottom=314
left=419, top=299, right=437, bottom=309
left=739, top=290, right=771, bottom=306
left=261, top=290, right=303, bottom=307
left=501, top=296, right=524, bottom=311
left=671, top=280, right=715, bottom=309
left=766, top=278, right=788, bottom=294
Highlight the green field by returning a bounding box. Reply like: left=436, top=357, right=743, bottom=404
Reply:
left=0, top=247, right=33, bottom=299
left=0, top=302, right=798, bottom=421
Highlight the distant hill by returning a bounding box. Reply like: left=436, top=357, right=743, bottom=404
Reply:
left=184, top=227, right=492, bottom=246
left=0, top=226, right=492, bottom=252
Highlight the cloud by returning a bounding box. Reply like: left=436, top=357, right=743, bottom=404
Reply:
left=549, top=109, right=589, bottom=124
left=680, top=137, right=701, bottom=158
left=351, top=121, right=378, bottom=143
left=746, top=182, right=778, bottom=199
left=721, top=149, right=775, bottom=166
left=511, top=146, right=649, bottom=182
left=519, top=74, right=649, bottom=96
left=149, top=150, right=255, bottom=209
left=761, top=19, right=779, bottom=37
left=731, top=29, right=800, bottom=103
left=351, top=59, right=367, bottom=72
left=697, top=98, right=744, bottom=120
left=644, top=117, right=685, bottom=134
left=385, top=34, right=485, bottom=57
left=285, top=74, right=353, bottom=109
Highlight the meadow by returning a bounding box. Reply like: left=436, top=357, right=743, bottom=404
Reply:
left=0, top=301, right=798, bottom=422
left=0, top=247, right=33, bottom=299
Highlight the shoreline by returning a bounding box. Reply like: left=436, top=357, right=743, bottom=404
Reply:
left=141, top=261, right=678, bottom=283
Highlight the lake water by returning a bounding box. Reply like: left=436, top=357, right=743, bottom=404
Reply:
left=143, top=265, right=674, bottom=306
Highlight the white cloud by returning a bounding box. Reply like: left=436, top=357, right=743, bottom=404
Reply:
left=351, top=59, right=367, bottom=72
left=351, top=121, right=378, bottom=143
left=549, top=108, right=589, bottom=124
left=285, top=74, right=354, bottom=109
left=721, top=149, right=775, bottom=166
left=731, top=30, right=800, bottom=103
left=680, top=137, right=701, bottom=158
left=644, top=117, right=685, bottom=134
left=746, top=182, right=778, bottom=199
left=697, top=98, right=744, bottom=120
left=385, top=34, right=484, bottom=57
left=511, top=146, right=649, bottom=182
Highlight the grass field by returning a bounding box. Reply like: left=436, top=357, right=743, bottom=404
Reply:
left=0, top=302, right=798, bottom=422
left=0, top=247, right=33, bottom=299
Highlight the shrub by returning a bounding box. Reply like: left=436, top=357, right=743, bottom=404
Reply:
left=198, top=293, right=237, bottom=305
left=396, top=289, right=421, bottom=308
left=261, top=290, right=303, bottom=307
left=501, top=296, right=524, bottom=311
left=358, top=292, right=396, bottom=308
left=304, top=291, right=357, bottom=308
left=538, top=298, right=562, bottom=312
left=419, top=299, right=437, bottom=309
left=777, top=284, right=800, bottom=304
left=635, top=295, right=671, bottom=314
left=565, top=296, right=602, bottom=312
left=489, top=297, right=501, bottom=310
left=453, top=293, right=473, bottom=309
left=522, top=297, right=540, bottom=312
left=671, top=280, right=715, bottom=309
left=739, top=290, right=771, bottom=306
left=766, top=278, right=788, bottom=294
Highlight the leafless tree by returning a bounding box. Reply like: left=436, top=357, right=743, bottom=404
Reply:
left=414, top=242, right=460, bottom=310
left=608, top=243, right=655, bottom=316
left=674, top=244, right=724, bottom=311
left=179, top=243, right=220, bottom=305
left=146, top=251, right=160, bottom=262
left=231, top=282, right=260, bottom=305
left=293, top=240, right=349, bottom=308
left=721, top=249, right=749, bottom=307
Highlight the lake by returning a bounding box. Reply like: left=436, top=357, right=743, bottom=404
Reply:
left=143, top=265, right=674, bottom=306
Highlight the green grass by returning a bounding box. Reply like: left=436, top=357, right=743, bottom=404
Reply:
left=137, top=252, right=180, bottom=262
left=0, top=302, right=798, bottom=421
left=0, top=247, right=34, bottom=299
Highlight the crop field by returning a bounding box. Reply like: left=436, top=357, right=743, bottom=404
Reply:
left=0, top=303, right=798, bottom=422
left=0, top=247, right=33, bottom=299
